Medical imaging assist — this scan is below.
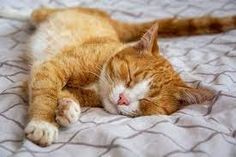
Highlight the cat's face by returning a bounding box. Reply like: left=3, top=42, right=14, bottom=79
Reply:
left=99, top=46, right=155, bottom=116
left=99, top=24, right=214, bottom=117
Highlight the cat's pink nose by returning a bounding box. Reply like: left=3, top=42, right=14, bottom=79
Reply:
left=118, top=93, right=129, bottom=105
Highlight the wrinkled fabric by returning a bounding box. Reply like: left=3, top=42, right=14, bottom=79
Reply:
left=0, top=0, right=236, bottom=157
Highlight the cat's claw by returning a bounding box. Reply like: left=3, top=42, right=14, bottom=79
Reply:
left=56, top=98, right=81, bottom=127
left=25, top=120, right=58, bottom=146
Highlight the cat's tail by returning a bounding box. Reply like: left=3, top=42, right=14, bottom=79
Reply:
left=111, top=15, right=236, bottom=42
left=0, top=8, right=32, bottom=22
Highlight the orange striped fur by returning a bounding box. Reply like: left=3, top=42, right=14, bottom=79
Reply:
left=25, top=7, right=235, bottom=146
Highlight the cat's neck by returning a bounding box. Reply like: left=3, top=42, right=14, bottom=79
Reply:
left=66, top=39, right=125, bottom=87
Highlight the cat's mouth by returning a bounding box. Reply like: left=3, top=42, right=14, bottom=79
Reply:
left=102, top=95, right=140, bottom=117
left=102, top=95, right=143, bottom=117
left=117, top=101, right=141, bottom=117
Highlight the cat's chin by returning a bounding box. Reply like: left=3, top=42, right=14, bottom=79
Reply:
left=117, top=101, right=141, bottom=117
left=102, top=98, right=141, bottom=117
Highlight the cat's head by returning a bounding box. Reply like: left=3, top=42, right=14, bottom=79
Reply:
left=99, top=23, right=214, bottom=117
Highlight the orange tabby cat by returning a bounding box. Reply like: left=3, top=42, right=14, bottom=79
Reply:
left=1, top=7, right=235, bottom=146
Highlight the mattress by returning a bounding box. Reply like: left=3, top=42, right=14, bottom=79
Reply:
left=0, top=0, right=236, bottom=157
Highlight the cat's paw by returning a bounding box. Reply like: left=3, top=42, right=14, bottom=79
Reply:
left=56, top=98, right=81, bottom=127
left=25, top=120, right=58, bottom=146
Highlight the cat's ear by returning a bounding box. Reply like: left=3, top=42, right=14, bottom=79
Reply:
left=133, top=23, right=159, bottom=55
left=174, top=86, right=215, bottom=105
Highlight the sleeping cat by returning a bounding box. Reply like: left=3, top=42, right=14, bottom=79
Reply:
left=1, top=7, right=235, bottom=146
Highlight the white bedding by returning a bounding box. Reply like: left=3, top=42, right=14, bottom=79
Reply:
left=0, top=0, right=236, bottom=157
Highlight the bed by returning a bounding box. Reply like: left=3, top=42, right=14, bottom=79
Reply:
left=0, top=0, right=236, bottom=157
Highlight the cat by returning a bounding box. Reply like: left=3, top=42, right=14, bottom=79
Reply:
left=1, top=7, right=235, bottom=147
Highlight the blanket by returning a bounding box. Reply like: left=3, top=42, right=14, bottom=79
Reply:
left=0, top=0, right=236, bottom=157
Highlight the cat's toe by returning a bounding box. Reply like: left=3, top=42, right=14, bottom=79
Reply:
left=25, top=120, right=58, bottom=146
left=56, top=98, right=81, bottom=127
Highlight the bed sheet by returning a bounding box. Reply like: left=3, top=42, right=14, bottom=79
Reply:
left=0, top=0, right=236, bottom=157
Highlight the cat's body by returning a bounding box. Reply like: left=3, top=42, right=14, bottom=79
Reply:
left=1, top=7, right=236, bottom=146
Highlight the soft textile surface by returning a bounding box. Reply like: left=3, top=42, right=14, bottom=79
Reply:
left=0, top=0, right=236, bottom=157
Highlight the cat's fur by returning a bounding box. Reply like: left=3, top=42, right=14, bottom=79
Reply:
left=2, top=7, right=235, bottom=146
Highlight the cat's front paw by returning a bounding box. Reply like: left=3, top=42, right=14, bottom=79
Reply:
left=25, top=120, right=58, bottom=146
left=56, top=98, right=81, bottom=127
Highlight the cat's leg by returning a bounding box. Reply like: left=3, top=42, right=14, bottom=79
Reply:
left=59, top=86, right=102, bottom=108
left=25, top=59, right=72, bottom=146
left=55, top=87, right=102, bottom=127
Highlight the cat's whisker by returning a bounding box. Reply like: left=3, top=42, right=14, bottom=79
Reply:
left=94, top=66, right=114, bottom=85
left=105, top=73, right=115, bottom=85
left=93, top=64, right=115, bottom=85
